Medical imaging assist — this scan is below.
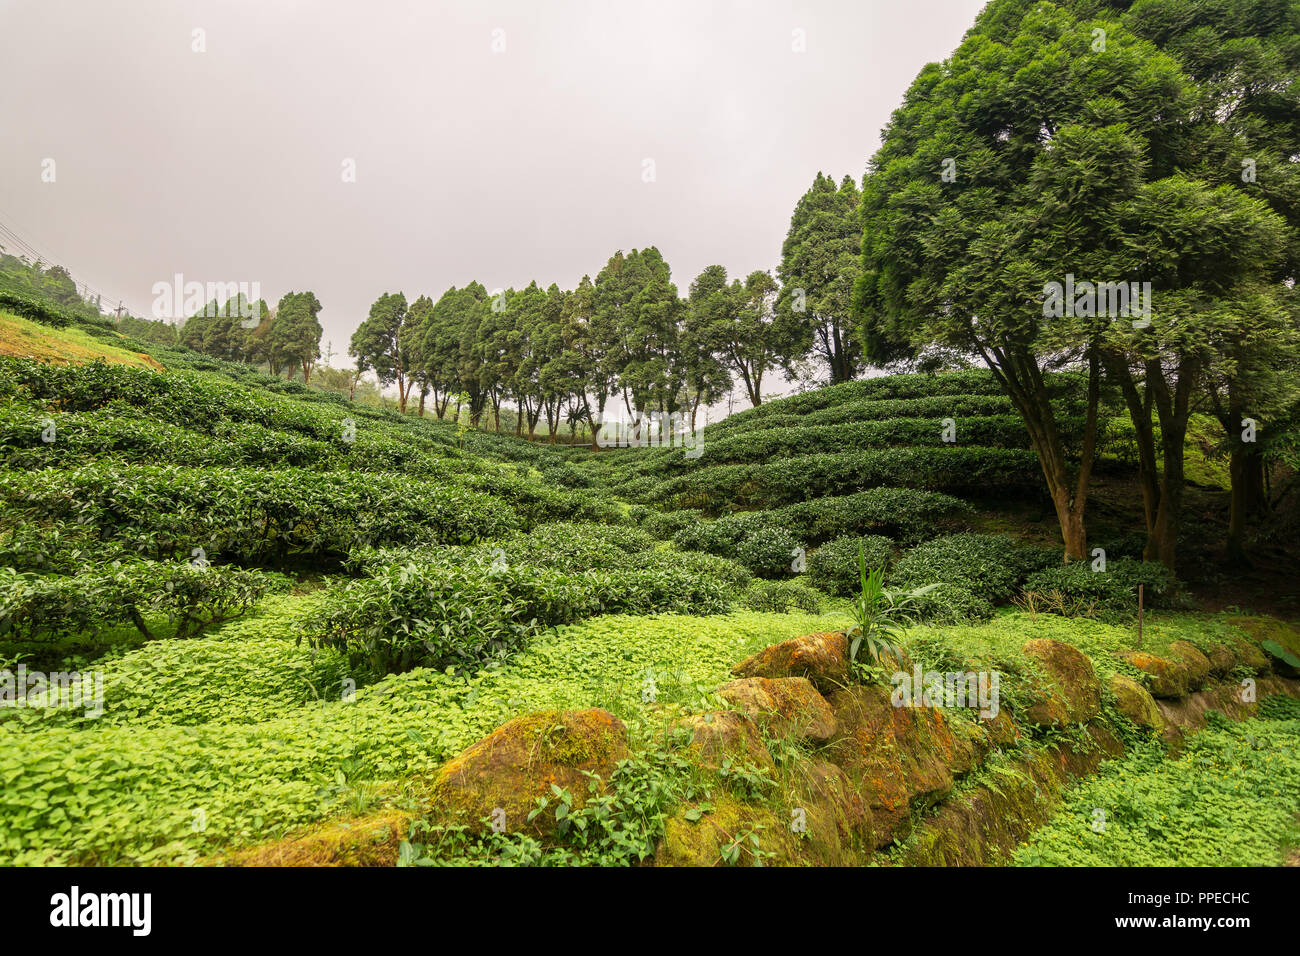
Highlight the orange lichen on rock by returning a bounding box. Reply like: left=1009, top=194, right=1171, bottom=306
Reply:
left=673, top=710, right=775, bottom=772
left=731, top=631, right=850, bottom=693
left=825, top=684, right=959, bottom=846
left=1021, top=638, right=1101, bottom=727
left=715, top=676, right=837, bottom=742
left=429, top=708, right=629, bottom=838
left=1120, top=649, right=1191, bottom=698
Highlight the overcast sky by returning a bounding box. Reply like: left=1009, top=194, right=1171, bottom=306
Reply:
left=0, top=0, right=987, bottom=391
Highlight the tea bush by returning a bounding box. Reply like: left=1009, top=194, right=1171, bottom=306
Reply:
left=1023, top=558, right=1179, bottom=611
left=651, top=447, right=1042, bottom=511
left=697, top=414, right=1052, bottom=466
left=741, top=579, right=826, bottom=614
left=0, top=465, right=520, bottom=565
left=642, top=509, right=703, bottom=541
left=671, top=512, right=802, bottom=578
left=299, top=560, right=734, bottom=675
left=769, top=488, right=971, bottom=543
left=806, top=535, right=896, bottom=596
left=889, top=533, right=1045, bottom=603
left=0, top=561, right=279, bottom=647
left=706, top=369, right=1007, bottom=432
left=906, top=584, right=996, bottom=624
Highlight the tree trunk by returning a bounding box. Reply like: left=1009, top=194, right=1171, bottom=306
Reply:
left=980, top=343, right=1099, bottom=563
left=1103, top=353, right=1160, bottom=535
left=1145, top=356, right=1199, bottom=571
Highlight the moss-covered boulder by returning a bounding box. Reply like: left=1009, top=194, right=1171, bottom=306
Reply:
left=655, top=796, right=794, bottom=867
left=429, top=708, right=628, bottom=838
left=716, top=676, right=837, bottom=742
left=1109, top=674, right=1165, bottom=732
left=791, top=760, right=875, bottom=856
left=825, top=685, right=959, bottom=845
left=732, top=631, right=849, bottom=694
left=1202, top=643, right=1237, bottom=677
left=983, top=708, right=1021, bottom=747
left=1120, top=650, right=1190, bottom=698
left=655, top=765, right=872, bottom=868
left=674, top=711, right=775, bottom=772
left=1228, top=616, right=1300, bottom=677
left=1168, top=641, right=1213, bottom=690
left=1021, top=638, right=1101, bottom=727
left=1229, top=636, right=1270, bottom=674
left=220, top=809, right=412, bottom=867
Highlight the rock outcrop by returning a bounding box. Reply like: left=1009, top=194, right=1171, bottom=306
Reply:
left=429, top=708, right=629, bottom=837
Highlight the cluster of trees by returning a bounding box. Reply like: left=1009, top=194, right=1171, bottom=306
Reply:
left=347, top=179, right=863, bottom=442
left=0, top=251, right=328, bottom=386
left=0, top=253, right=105, bottom=322
left=172, top=291, right=325, bottom=382
left=855, top=0, right=1300, bottom=569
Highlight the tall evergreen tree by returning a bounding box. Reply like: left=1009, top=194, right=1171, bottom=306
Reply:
left=777, top=173, right=862, bottom=383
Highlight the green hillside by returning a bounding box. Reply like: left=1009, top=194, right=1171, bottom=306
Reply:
left=1, top=296, right=1297, bottom=869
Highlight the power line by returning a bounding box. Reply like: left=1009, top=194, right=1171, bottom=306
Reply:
left=0, top=208, right=152, bottom=319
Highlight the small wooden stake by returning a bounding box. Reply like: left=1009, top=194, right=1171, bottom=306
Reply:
left=1137, top=584, right=1144, bottom=648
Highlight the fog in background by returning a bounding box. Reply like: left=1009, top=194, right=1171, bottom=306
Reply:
left=0, top=0, right=987, bottom=412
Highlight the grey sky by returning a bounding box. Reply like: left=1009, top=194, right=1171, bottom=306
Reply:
left=1, top=0, right=986, bottom=387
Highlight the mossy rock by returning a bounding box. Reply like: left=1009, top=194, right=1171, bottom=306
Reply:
left=898, top=750, right=1062, bottom=866
left=732, top=631, right=849, bottom=694
left=1109, top=673, right=1164, bottom=732
left=1155, top=676, right=1300, bottom=737
left=429, top=708, right=629, bottom=838
left=789, top=760, right=875, bottom=857
left=948, top=718, right=992, bottom=775
left=825, top=685, right=960, bottom=846
left=1228, top=636, right=1270, bottom=674
left=1021, top=638, right=1101, bottom=727
left=983, top=708, right=1021, bottom=747
left=674, top=710, right=775, bottom=773
left=1120, top=650, right=1190, bottom=698
left=900, top=726, right=1123, bottom=866
left=656, top=776, right=870, bottom=868
left=219, top=809, right=412, bottom=867
left=1167, top=641, right=1213, bottom=690
left=716, top=676, right=837, bottom=743
left=1229, top=615, right=1300, bottom=660
left=655, top=796, right=794, bottom=867
left=1201, top=643, right=1237, bottom=677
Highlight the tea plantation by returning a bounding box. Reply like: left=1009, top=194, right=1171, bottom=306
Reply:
left=1, top=307, right=1298, bottom=867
